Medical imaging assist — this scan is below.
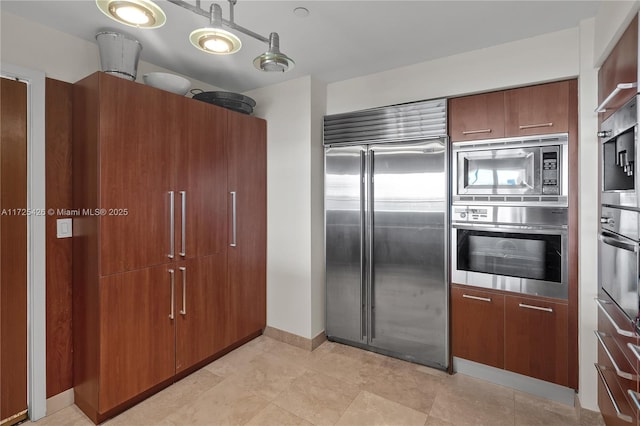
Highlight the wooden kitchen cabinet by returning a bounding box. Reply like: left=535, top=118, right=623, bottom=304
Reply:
left=449, top=80, right=573, bottom=142
left=226, top=112, right=267, bottom=343
left=449, top=91, right=505, bottom=142
left=451, top=285, right=505, bottom=369
left=175, top=254, right=228, bottom=373
left=96, top=73, right=177, bottom=276
left=504, top=295, right=568, bottom=386
left=504, top=80, right=570, bottom=137
left=598, top=15, right=638, bottom=123
left=176, top=99, right=228, bottom=259
left=97, top=265, right=176, bottom=412
left=73, top=72, right=266, bottom=423
left=596, top=294, right=640, bottom=425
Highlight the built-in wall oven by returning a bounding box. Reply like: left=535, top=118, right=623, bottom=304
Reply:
left=452, top=134, right=568, bottom=206
left=598, top=95, right=640, bottom=330
left=451, top=205, right=568, bottom=300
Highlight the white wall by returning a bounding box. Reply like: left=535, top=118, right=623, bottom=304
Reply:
left=0, top=10, right=221, bottom=90
left=578, top=17, right=599, bottom=413
left=327, top=27, right=579, bottom=114
left=246, top=76, right=320, bottom=339
left=309, top=77, right=326, bottom=338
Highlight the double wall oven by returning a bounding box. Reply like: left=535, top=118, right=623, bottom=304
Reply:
left=451, top=134, right=570, bottom=299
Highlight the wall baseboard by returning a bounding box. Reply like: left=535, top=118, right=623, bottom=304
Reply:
left=263, top=326, right=326, bottom=351
left=453, top=357, right=576, bottom=406
left=46, top=388, right=74, bottom=416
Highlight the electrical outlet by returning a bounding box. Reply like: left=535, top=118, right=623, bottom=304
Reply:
left=56, top=218, right=72, bottom=238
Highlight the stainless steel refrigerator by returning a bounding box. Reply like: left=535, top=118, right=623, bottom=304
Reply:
left=324, top=102, right=449, bottom=369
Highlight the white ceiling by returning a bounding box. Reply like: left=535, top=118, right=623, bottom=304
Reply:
left=1, top=1, right=602, bottom=93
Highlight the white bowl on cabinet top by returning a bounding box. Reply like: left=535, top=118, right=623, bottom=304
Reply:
left=143, top=72, right=190, bottom=95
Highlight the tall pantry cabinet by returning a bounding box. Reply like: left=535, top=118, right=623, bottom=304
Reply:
left=72, top=72, right=266, bottom=423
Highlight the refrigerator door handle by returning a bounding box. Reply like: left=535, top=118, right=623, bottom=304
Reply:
left=368, top=150, right=375, bottom=340
left=360, top=150, right=366, bottom=341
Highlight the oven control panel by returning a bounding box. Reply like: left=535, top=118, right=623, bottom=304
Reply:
left=453, top=207, right=489, bottom=222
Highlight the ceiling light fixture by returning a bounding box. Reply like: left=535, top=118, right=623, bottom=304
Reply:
left=167, top=0, right=295, bottom=72
left=189, top=3, right=241, bottom=55
left=96, top=0, right=166, bottom=29
left=253, top=33, right=295, bottom=73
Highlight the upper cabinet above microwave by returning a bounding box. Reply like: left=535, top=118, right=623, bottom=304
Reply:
left=597, top=15, right=638, bottom=123
left=449, top=91, right=505, bottom=142
left=504, top=81, right=570, bottom=137
left=449, top=80, right=572, bottom=143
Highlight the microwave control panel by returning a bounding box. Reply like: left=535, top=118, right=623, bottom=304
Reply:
left=541, top=146, right=560, bottom=195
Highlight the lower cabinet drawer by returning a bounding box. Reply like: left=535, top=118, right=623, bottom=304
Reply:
left=597, top=297, right=640, bottom=375
left=596, top=363, right=636, bottom=426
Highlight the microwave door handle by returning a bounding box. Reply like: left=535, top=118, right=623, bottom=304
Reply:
left=599, top=233, right=639, bottom=253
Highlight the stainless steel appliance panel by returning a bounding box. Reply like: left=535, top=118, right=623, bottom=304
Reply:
left=599, top=231, right=640, bottom=326
left=368, top=141, right=447, bottom=367
left=451, top=204, right=568, bottom=300
left=600, top=95, right=638, bottom=210
left=601, top=205, right=639, bottom=240
left=325, top=145, right=367, bottom=344
left=452, top=134, right=568, bottom=206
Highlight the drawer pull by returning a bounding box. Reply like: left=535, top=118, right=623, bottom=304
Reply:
left=519, top=122, right=553, bottom=130
left=627, top=343, right=640, bottom=362
left=595, top=363, right=634, bottom=423
left=595, top=331, right=638, bottom=380
left=462, top=129, right=492, bottom=135
left=518, top=303, right=552, bottom=313
left=596, top=298, right=635, bottom=337
left=628, top=390, right=640, bottom=411
left=462, top=294, right=491, bottom=302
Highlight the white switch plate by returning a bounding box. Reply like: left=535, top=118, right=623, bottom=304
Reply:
left=56, top=218, right=72, bottom=238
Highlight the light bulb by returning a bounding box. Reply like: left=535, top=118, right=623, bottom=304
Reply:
left=203, top=37, right=232, bottom=53
left=114, top=5, right=150, bottom=25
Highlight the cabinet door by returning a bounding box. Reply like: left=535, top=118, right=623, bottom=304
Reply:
left=504, top=295, right=568, bottom=386
left=504, top=81, right=569, bottom=137
left=175, top=254, right=228, bottom=373
left=176, top=100, right=228, bottom=259
left=227, top=112, right=267, bottom=343
left=598, top=15, right=638, bottom=122
left=451, top=286, right=505, bottom=368
left=449, top=92, right=505, bottom=142
left=98, top=265, right=175, bottom=412
left=99, top=74, right=177, bottom=275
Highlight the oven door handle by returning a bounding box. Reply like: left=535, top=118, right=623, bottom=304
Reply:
left=452, top=222, right=567, bottom=234
left=599, top=232, right=639, bottom=253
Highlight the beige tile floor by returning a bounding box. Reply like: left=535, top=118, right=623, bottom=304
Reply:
left=32, top=336, right=604, bottom=426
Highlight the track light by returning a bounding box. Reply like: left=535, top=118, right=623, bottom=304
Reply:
left=254, top=33, right=295, bottom=72
left=96, top=0, right=295, bottom=72
left=189, top=4, right=241, bottom=55
left=96, top=0, right=166, bottom=29
left=169, top=0, right=295, bottom=72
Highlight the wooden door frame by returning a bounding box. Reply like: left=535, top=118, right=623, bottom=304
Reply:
left=1, top=64, right=47, bottom=421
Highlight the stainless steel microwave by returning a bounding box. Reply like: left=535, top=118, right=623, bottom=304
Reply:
left=452, top=134, right=569, bottom=206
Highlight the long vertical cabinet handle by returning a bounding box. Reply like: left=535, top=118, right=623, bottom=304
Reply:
left=368, top=150, right=375, bottom=340
left=230, top=191, right=237, bottom=247
left=179, top=191, right=186, bottom=257
left=359, top=150, right=366, bottom=341
left=168, top=191, right=175, bottom=259
left=179, top=266, right=186, bottom=315
left=168, top=269, right=175, bottom=320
